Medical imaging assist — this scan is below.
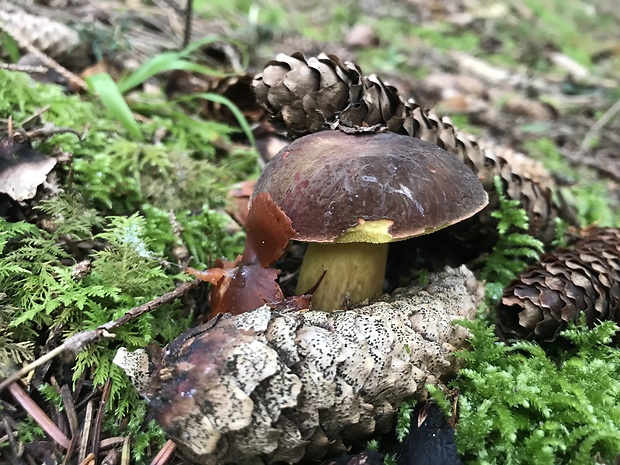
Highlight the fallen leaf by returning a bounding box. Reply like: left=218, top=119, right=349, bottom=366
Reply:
left=210, top=261, right=283, bottom=316
left=0, top=139, right=56, bottom=201
left=190, top=192, right=297, bottom=317
left=243, top=192, right=296, bottom=268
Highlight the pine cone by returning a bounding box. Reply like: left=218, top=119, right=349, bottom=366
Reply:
left=0, top=6, right=90, bottom=69
left=496, top=228, right=620, bottom=342
left=252, top=53, right=572, bottom=247
left=115, top=266, right=483, bottom=464
left=252, top=52, right=363, bottom=137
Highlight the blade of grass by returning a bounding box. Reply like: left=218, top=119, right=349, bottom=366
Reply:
left=86, top=73, right=141, bottom=139
left=117, top=35, right=241, bottom=93
left=176, top=93, right=256, bottom=149
left=0, top=32, right=20, bottom=62
left=118, top=58, right=232, bottom=94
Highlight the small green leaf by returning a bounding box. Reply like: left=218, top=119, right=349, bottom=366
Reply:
left=0, top=32, right=20, bottom=62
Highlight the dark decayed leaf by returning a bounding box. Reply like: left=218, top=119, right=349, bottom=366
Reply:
left=187, top=192, right=296, bottom=317
left=208, top=259, right=282, bottom=317
left=496, top=227, right=620, bottom=342
left=390, top=401, right=461, bottom=465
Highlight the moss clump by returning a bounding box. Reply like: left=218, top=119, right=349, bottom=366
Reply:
left=0, top=69, right=259, bottom=214
left=455, top=319, right=620, bottom=464
left=0, top=68, right=256, bottom=458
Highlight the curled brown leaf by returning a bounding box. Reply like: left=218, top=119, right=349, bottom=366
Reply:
left=189, top=192, right=296, bottom=317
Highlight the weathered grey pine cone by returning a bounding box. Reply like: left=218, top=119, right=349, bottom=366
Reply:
left=115, top=266, right=483, bottom=464
left=0, top=5, right=90, bottom=69
left=497, top=227, right=620, bottom=341
left=252, top=52, right=570, bottom=246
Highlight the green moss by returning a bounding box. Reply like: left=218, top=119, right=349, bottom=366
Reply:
left=0, top=209, right=188, bottom=455
left=455, top=319, right=620, bottom=464
left=1, top=70, right=258, bottom=215
left=0, top=69, right=254, bottom=458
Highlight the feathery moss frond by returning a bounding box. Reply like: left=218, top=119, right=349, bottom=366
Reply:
left=454, top=319, right=620, bottom=464
left=481, top=176, right=545, bottom=303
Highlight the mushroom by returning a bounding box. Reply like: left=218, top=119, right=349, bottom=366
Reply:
left=252, top=130, right=488, bottom=311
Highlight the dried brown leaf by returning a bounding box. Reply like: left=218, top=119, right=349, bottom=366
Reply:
left=0, top=140, right=56, bottom=201
left=190, top=192, right=296, bottom=318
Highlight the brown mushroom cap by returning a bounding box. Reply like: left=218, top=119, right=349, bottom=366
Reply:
left=252, top=131, right=488, bottom=243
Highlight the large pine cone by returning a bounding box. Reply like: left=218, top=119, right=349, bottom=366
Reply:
left=0, top=5, right=90, bottom=69
left=496, top=228, right=620, bottom=341
left=115, top=266, right=483, bottom=464
left=252, top=53, right=570, bottom=246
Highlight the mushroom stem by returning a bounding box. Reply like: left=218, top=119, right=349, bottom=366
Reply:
left=296, top=242, right=388, bottom=311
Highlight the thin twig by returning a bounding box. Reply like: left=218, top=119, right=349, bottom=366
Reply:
left=59, top=383, right=79, bottom=437
left=577, top=99, right=620, bottom=157
left=7, top=382, right=72, bottom=449
left=0, top=18, right=87, bottom=91
left=0, top=62, right=48, bottom=73
left=150, top=439, right=177, bottom=465
left=121, top=435, right=131, bottom=465
left=183, top=0, right=193, bottom=48
left=1, top=417, right=18, bottom=457
left=91, top=377, right=112, bottom=462
left=80, top=400, right=95, bottom=464
left=0, top=279, right=203, bottom=392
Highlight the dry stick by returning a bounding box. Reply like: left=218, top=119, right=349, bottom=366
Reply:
left=1, top=417, right=18, bottom=456
left=7, top=382, right=72, bottom=449
left=91, top=377, right=112, bottom=463
left=149, top=440, right=177, bottom=465
left=0, top=62, right=48, bottom=73
left=182, top=0, right=193, bottom=48
left=50, top=376, right=71, bottom=437
left=80, top=400, right=95, bottom=464
left=577, top=99, right=620, bottom=157
left=61, top=436, right=79, bottom=465
left=60, top=383, right=79, bottom=437
left=99, top=437, right=126, bottom=450
left=121, top=435, right=131, bottom=465
left=0, top=279, right=203, bottom=392
left=0, top=18, right=87, bottom=91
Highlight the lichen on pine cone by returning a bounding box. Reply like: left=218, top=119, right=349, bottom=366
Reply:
left=115, top=266, right=483, bottom=464
left=496, top=227, right=620, bottom=342
left=251, top=52, right=571, bottom=246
